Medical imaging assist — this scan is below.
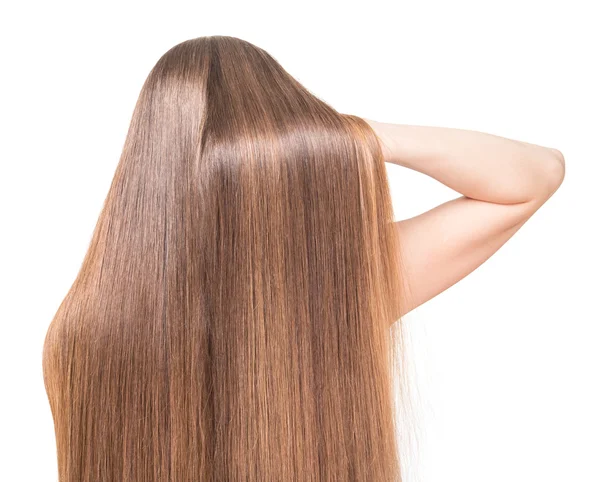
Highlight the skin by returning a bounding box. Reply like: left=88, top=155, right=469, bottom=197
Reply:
left=364, top=119, right=566, bottom=320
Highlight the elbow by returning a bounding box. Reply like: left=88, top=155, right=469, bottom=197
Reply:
left=524, top=148, right=565, bottom=205
left=548, top=148, right=566, bottom=193
left=537, top=148, right=566, bottom=200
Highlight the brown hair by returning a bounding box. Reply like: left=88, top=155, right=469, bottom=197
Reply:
left=42, top=35, right=413, bottom=481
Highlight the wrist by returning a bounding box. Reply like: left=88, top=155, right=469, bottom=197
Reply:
left=364, top=118, right=398, bottom=164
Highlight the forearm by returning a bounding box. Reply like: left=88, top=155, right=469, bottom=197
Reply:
left=365, top=119, right=565, bottom=204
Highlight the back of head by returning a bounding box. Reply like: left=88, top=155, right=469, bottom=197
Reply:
left=42, top=35, right=410, bottom=481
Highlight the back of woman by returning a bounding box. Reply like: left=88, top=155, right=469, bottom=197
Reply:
left=42, top=35, right=410, bottom=482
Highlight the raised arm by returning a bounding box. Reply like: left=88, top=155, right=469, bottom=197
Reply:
left=364, top=119, right=566, bottom=320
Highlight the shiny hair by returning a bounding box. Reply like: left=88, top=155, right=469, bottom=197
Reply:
left=42, top=35, right=414, bottom=481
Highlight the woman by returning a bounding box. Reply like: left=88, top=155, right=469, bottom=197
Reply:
left=42, top=35, right=564, bottom=481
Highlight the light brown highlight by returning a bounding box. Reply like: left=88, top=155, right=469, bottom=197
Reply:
left=42, top=35, right=413, bottom=481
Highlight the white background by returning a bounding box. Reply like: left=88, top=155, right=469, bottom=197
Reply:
left=1, top=1, right=598, bottom=481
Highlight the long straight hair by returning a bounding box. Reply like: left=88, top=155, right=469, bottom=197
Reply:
left=42, top=35, right=414, bottom=481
